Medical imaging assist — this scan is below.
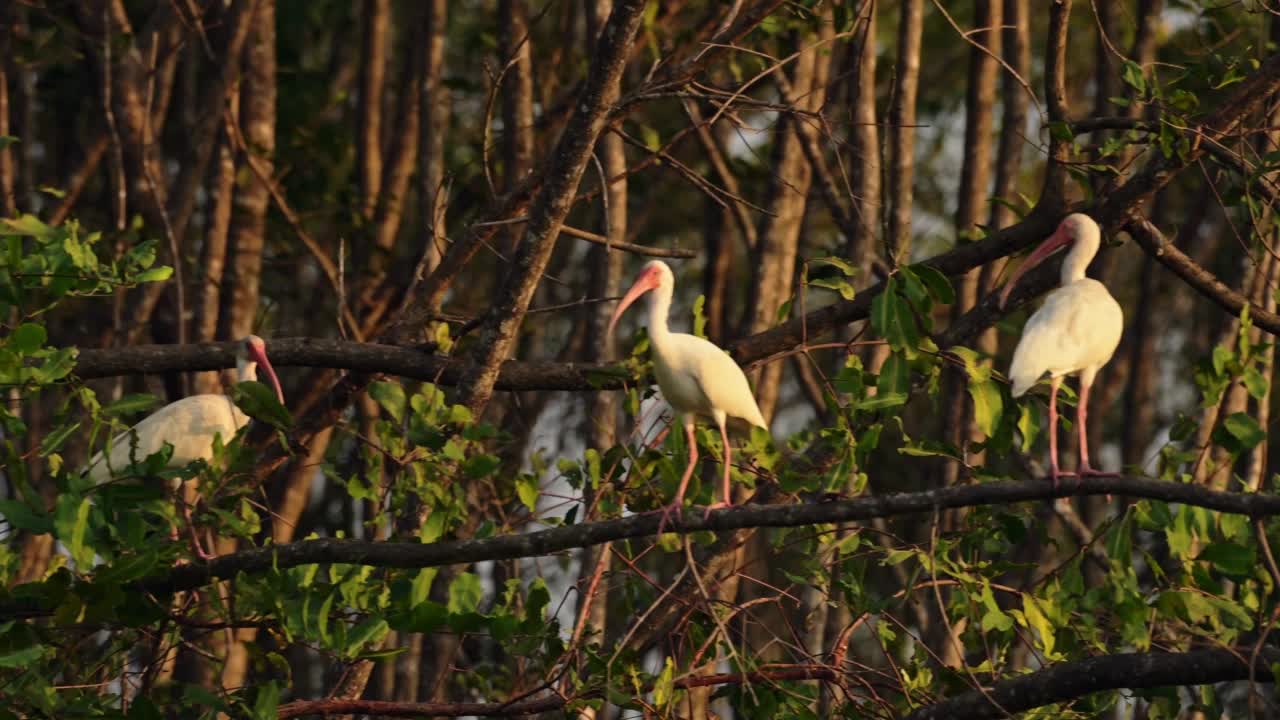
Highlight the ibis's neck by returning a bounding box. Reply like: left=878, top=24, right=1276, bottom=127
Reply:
left=1060, top=233, right=1100, bottom=285
left=645, top=284, right=675, bottom=349
left=236, top=358, right=258, bottom=384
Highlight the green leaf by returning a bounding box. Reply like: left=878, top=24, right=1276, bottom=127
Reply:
left=911, top=265, right=955, bottom=304
left=0, top=499, right=52, bottom=533
left=1021, top=596, right=1057, bottom=657
left=1120, top=60, right=1146, bottom=94
left=447, top=572, right=483, bottom=614
left=103, top=393, right=161, bottom=417
left=810, top=276, right=856, bottom=301
left=410, top=568, right=438, bottom=607
left=1220, top=413, right=1266, bottom=452
left=1244, top=368, right=1269, bottom=401
left=809, top=256, right=858, bottom=276
left=969, top=379, right=1004, bottom=438
left=231, top=381, right=293, bottom=429
left=343, top=618, right=390, bottom=658
left=54, top=494, right=93, bottom=568
left=1017, top=403, right=1040, bottom=454
left=653, top=656, right=676, bottom=707
left=251, top=681, right=279, bottom=720
left=8, top=323, right=46, bottom=353
left=1199, top=542, right=1255, bottom=577
left=692, top=294, right=707, bottom=339
left=516, top=473, right=540, bottom=512
left=871, top=279, right=920, bottom=351
left=463, top=454, right=500, bottom=479
left=1, top=214, right=54, bottom=239
left=134, top=266, right=173, bottom=284
left=0, top=645, right=45, bottom=668
left=369, top=381, right=406, bottom=424
left=38, top=421, right=80, bottom=457
left=875, top=353, right=909, bottom=398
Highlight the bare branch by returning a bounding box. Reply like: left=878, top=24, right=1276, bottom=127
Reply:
left=905, top=647, right=1280, bottom=720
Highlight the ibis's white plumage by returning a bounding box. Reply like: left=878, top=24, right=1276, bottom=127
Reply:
left=1008, top=278, right=1123, bottom=398
left=608, top=260, right=767, bottom=524
left=83, top=336, right=284, bottom=558
left=1000, top=214, right=1123, bottom=483
left=84, top=336, right=284, bottom=483
left=84, top=394, right=252, bottom=484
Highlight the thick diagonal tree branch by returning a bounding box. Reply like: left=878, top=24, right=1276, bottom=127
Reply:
left=1127, top=218, right=1280, bottom=334
left=455, top=0, right=646, bottom=415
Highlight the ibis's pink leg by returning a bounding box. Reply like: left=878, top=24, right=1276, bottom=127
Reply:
left=703, top=415, right=733, bottom=520
left=181, top=501, right=216, bottom=561
left=1048, top=376, right=1062, bottom=487
left=658, top=416, right=698, bottom=533
left=1076, top=372, right=1119, bottom=484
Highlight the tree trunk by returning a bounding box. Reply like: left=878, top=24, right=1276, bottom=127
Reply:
left=218, top=0, right=275, bottom=342
left=944, top=0, right=1002, bottom=489
left=886, top=0, right=924, bottom=265
left=357, top=0, right=389, bottom=219
left=193, top=110, right=238, bottom=395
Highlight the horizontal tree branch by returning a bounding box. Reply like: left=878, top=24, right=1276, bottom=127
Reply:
left=905, top=647, right=1280, bottom=720
left=5, top=475, right=1280, bottom=621
left=277, top=666, right=836, bottom=718
left=272, top=647, right=1280, bottom=719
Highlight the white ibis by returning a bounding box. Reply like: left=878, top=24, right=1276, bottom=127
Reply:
left=999, top=213, right=1123, bottom=485
left=608, top=260, right=768, bottom=528
left=85, top=335, right=285, bottom=557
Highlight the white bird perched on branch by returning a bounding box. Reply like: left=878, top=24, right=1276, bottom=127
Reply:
left=999, top=213, right=1123, bottom=486
left=608, top=260, right=768, bottom=529
left=85, top=335, right=285, bottom=557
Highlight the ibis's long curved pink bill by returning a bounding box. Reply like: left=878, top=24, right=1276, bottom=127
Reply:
left=248, top=343, right=286, bottom=405
left=606, top=271, right=659, bottom=338
left=999, top=227, right=1071, bottom=309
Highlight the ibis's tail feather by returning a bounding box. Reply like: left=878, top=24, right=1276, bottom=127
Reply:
left=1007, top=347, right=1044, bottom=398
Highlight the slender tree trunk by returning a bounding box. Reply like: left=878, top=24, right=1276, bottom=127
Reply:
left=219, top=2, right=275, bottom=341
left=500, top=0, right=536, bottom=193
left=729, top=14, right=835, bottom=712
left=847, top=0, right=879, bottom=274
left=886, top=0, right=923, bottom=265
left=215, top=0, right=275, bottom=697
left=193, top=110, right=238, bottom=395
left=978, top=0, right=1029, bottom=346
left=0, top=4, right=15, bottom=217
left=575, top=16, right=625, bottom=719
left=943, top=0, right=1002, bottom=491
left=357, top=0, right=389, bottom=219
left=419, top=0, right=449, bottom=279
left=742, top=15, right=831, bottom=419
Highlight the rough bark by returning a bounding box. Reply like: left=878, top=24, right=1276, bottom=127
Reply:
left=454, top=0, right=648, bottom=417
left=886, top=0, right=924, bottom=264
left=846, top=0, right=879, bottom=275
left=743, top=14, right=832, bottom=420
left=944, top=0, right=1003, bottom=490
left=0, top=4, right=15, bottom=216
left=418, top=0, right=449, bottom=279
left=357, top=0, right=389, bottom=218
left=499, top=0, right=536, bottom=193
left=193, top=111, right=238, bottom=395
left=219, top=0, right=275, bottom=342
left=978, top=0, right=1030, bottom=342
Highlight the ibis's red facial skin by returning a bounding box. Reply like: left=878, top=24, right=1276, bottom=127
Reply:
left=607, top=265, right=663, bottom=338
left=245, top=338, right=285, bottom=405
left=998, top=224, right=1073, bottom=309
